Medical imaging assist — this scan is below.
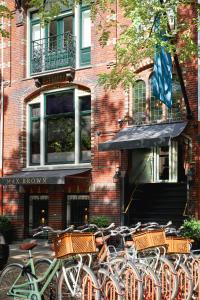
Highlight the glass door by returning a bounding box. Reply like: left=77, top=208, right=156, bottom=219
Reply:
left=66, top=194, right=89, bottom=226
left=45, top=15, right=74, bottom=70
left=29, top=195, right=48, bottom=235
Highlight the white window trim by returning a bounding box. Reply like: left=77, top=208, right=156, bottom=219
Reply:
left=153, top=142, right=178, bottom=183
left=26, top=87, right=91, bottom=169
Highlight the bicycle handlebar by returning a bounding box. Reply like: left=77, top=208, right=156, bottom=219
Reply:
left=32, top=225, right=74, bottom=237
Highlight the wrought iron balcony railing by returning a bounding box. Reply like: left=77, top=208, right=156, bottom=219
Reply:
left=31, top=32, right=76, bottom=75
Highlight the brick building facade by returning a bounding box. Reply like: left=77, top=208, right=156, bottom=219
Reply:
left=0, top=1, right=198, bottom=238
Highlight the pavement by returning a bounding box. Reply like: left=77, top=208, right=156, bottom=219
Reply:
left=8, top=238, right=54, bottom=264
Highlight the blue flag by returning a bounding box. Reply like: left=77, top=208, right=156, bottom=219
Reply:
left=152, top=20, right=173, bottom=108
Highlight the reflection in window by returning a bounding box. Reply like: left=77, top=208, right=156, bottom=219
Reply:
left=30, top=104, right=40, bottom=165
left=80, top=96, right=91, bottom=162
left=46, top=116, right=75, bottom=163
left=150, top=75, right=163, bottom=122
left=159, top=146, right=169, bottom=180
left=45, top=91, right=75, bottom=164
left=133, top=80, right=146, bottom=124
left=168, top=76, right=182, bottom=121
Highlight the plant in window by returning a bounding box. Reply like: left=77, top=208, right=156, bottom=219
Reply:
left=81, top=134, right=91, bottom=150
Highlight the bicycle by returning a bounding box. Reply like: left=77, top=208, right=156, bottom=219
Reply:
left=0, top=225, right=101, bottom=300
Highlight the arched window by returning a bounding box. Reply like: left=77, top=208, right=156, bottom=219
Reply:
left=149, top=75, right=163, bottom=123
left=132, top=80, right=146, bottom=124
left=168, top=76, right=183, bottom=121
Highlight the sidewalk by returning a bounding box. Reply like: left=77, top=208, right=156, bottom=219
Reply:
left=8, top=239, right=54, bottom=264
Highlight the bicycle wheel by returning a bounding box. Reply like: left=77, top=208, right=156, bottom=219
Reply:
left=98, top=267, right=123, bottom=300
left=35, top=258, right=57, bottom=300
left=155, top=256, right=178, bottom=300
left=109, top=257, right=143, bottom=300
left=176, top=262, right=193, bottom=300
left=135, top=261, right=161, bottom=300
left=57, top=263, right=101, bottom=300
left=0, top=263, right=31, bottom=300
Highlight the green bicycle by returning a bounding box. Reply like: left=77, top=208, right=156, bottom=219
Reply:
left=0, top=226, right=101, bottom=300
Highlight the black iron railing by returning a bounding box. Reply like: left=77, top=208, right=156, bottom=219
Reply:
left=31, top=32, right=76, bottom=74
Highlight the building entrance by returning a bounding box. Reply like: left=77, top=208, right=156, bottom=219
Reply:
left=29, top=195, right=48, bottom=234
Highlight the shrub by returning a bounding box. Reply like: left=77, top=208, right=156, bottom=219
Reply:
left=0, top=215, right=13, bottom=243
left=90, top=216, right=110, bottom=228
left=180, top=218, right=200, bottom=241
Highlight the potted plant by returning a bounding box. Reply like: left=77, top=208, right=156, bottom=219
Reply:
left=180, top=218, right=200, bottom=250
left=90, top=216, right=110, bottom=228
left=0, top=215, right=13, bottom=244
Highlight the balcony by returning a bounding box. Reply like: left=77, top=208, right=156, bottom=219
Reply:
left=30, top=32, right=76, bottom=84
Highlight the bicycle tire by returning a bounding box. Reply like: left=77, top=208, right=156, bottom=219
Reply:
left=176, top=262, right=193, bottom=300
left=35, top=258, right=57, bottom=300
left=109, top=256, right=143, bottom=300
left=135, top=261, right=162, bottom=300
left=155, top=256, right=179, bottom=300
left=98, top=267, right=123, bottom=300
left=0, top=263, right=31, bottom=300
left=57, top=263, right=101, bottom=300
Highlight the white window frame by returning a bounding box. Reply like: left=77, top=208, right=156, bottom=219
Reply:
left=26, top=87, right=91, bottom=169
left=153, top=141, right=178, bottom=182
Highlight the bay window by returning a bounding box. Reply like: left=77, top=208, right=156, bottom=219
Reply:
left=28, top=88, right=91, bottom=167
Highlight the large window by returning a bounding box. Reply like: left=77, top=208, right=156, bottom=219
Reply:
left=29, top=5, right=91, bottom=74
left=28, top=88, right=91, bottom=167
left=132, top=80, right=146, bottom=124
left=132, top=74, right=184, bottom=124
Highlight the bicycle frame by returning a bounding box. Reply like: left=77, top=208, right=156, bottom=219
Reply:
left=7, top=250, right=88, bottom=300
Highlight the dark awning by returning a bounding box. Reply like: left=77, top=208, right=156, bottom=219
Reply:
left=0, top=168, right=90, bottom=185
left=99, top=122, right=187, bottom=151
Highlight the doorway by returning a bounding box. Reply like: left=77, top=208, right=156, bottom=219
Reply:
left=66, top=194, right=89, bottom=226
left=29, top=195, right=48, bottom=233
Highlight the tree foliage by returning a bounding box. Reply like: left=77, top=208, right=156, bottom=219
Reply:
left=27, top=0, right=198, bottom=89
left=0, top=4, right=12, bottom=38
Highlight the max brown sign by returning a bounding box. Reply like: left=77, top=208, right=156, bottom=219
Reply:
left=0, top=177, right=60, bottom=185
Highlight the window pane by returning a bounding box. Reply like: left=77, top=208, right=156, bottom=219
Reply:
left=46, top=91, right=74, bottom=115
left=80, top=95, right=91, bottom=111
left=49, top=20, right=57, bottom=51
left=81, top=10, right=91, bottom=48
left=31, top=12, right=39, bottom=21
left=80, top=115, right=91, bottom=162
left=168, top=77, right=182, bottom=121
left=150, top=75, right=163, bottom=122
left=64, top=16, right=73, bottom=34
left=80, top=95, right=91, bottom=162
left=31, top=120, right=40, bottom=164
left=133, top=80, right=146, bottom=124
left=31, top=104, right=40, bottom=118
left=32, top=23, right=41, bottom=41
left=46, top=116, right=75, bottom=163
left=159, top=146, right=169, bottom=180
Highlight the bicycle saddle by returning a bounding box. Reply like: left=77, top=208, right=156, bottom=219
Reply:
left=19, top=241, right=37, bottom=250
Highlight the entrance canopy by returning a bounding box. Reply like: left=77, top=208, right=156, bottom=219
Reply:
left=99, top=122, right=187, bottom=151
left=0, top=168, right=90, bottom=185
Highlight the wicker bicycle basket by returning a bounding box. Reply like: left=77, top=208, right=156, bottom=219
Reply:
left=54, top=232, right=97, bottom=259
left=166, top=236, right=193, bottom=254
left=132, top=229, right=166, bottom=251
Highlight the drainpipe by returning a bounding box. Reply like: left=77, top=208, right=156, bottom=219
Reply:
left=0, top=15, right=4, bottom=215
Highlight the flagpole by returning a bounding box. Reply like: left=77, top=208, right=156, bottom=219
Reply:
left=159, top=0, right=192, bottom=120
